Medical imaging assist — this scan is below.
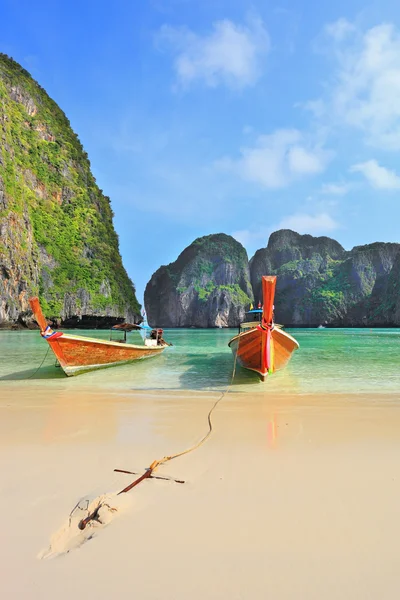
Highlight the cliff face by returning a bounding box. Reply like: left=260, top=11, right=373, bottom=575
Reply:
left=144, top=234, right=253, bottom=327
left=368, top=249, right=400, bottom=325
left=250, top=230, right=400, bottom=326
left=145, top=229, right=400, bottom=328
left=250, top=230, right=346, bottom=324
left=0, top=54, right=140, bottom=327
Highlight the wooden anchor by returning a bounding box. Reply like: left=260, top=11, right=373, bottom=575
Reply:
left=78, top=461, right=185, bottom=531
left=114, top=468, right=185, bottom=486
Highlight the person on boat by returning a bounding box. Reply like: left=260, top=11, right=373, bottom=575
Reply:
left=150, top=328, right=161, bottom=342
left=150, top=328, right=172, bottom=346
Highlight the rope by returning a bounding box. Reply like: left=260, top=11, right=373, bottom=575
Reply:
left=25, top=345, right=50, bottom=380
left=160, top=347, right=239, bottom=464
left=78, top=335, right=241, bottom=529
left=146, top=336, right=239, bottom=466
left=117, top=339, right=241, bottom=490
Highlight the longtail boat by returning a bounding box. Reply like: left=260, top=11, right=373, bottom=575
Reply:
left=29, top=297, right=169, bottom=376
left=228, top=276, right=299, bottom=381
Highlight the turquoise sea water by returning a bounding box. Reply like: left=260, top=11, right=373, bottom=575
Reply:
left=0, top=328, right=399, bottom=395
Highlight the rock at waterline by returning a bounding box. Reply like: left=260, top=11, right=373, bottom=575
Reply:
left=145, top=233, right=253, bottom=328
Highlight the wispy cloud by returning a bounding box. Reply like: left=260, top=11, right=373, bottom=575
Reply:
left=157, top=16, right=270, bottom=89
left=232, top=210, right=339, bottom=253
left=216, top=129, right=331, bottom=189
left=323, top=18, right=356, bottom=42
left=310, top=20, right=400, bottom=150
left=231, top=226, right=271, bottom=250
left=350, top=159, right=400, bottom=189
left=276, top=212, right=339, bottom=234
left=320, top=182, right=351, bottom=196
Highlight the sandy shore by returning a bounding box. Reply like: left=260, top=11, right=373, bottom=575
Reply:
left=1, top=385, right=400, bottom=599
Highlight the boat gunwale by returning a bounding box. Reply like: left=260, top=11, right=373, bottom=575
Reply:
left=50, top=331, right=166, bottom=352
left=228, top=326, right=300, bottom=349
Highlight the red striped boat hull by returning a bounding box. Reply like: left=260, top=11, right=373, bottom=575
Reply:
left=45, top=332, right=165, bottom=376
left=228, top=326, right=299, bottom=381
left=29, top=297, right=166, bottom=377
left=228, top=276, right=299, bottom=381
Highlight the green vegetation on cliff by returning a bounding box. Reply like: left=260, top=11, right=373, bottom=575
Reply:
left=146, top=228, right=400, bottom=328
left=145, top=233, right=253, bottom=328
left=178, top=234, right=252, bottom=306
left=251, top=230, right=400, bottom=326
left=0, top=54, right=139, bottom=321
left=191, top=234, right=247, bottom=265
left=194, top=282, right=251, bottom=304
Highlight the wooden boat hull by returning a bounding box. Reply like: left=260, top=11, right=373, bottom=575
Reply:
left=228, top=275, right=299, bottom=381
left=46, top=332, right=165, bottom=376
left=28, top=296, right=166, bottom=376
left=228, top=326, right=299, bottom=381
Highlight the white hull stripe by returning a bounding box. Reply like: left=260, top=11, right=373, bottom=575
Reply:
left=52, top=332, right=165, bottom=351
left=62, top=354, right=159, bottom=376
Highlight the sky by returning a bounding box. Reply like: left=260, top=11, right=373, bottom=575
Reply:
left=2, top=0, right=400, bottom=302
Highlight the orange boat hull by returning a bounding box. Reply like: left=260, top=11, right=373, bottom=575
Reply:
left=28, top=296, right=166, bottom=376
left=228, top=275, right=299, bottom=381
left=228, top=326, right=299, bottom=381
left=46, top=332, right=165, bottom=376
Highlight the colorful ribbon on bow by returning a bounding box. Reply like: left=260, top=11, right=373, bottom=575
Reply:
left=257, top=322, right=275, bottom=375
left=41, top=325, right=63, bottom=340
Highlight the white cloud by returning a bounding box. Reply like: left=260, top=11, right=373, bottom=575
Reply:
left=324, top=18, right=355, bottom=42
left=303, top=98, right=326, bottom=119
left=233, top=209, right=340, bottom=251
left=350, top=159, right=400, bottom=189
left=320, top=182, right=351, bottom=195
left=288, top=145, right=325, bottom=175
left=312, top=20, right=400, bottom=150
left=158, top=16, right=270, bottom=89
left=276, top=212, right=339, bottom=234
left=217, top=129, right=331, bottom=188
left=231, top=227, right=270, bottom=249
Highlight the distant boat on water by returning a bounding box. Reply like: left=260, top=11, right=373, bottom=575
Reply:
left=228, top=276, right=299, bottom=381
left=29, top=297, right=169, bottom=376
left=318, top=325, right=326, bottom=329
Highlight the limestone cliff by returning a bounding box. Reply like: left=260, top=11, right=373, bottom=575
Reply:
left=250, top=230, right=400, bottom=326
left=144, top=234, right=253, bottom=327
left=368, top=249, right=400, bottom=325
left=0, top=54, right=140, bottom=327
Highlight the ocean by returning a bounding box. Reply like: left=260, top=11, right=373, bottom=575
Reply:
left=1, top=327, right=399, bottom=395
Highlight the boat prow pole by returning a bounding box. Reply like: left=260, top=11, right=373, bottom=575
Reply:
left=29, top=297, right=48, bottom=331
left=261, top=276, right=277, bottom=375
left=262, top=276, right=277, bottom=325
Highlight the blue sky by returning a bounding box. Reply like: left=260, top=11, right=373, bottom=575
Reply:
left=3, top=0, right=400, bottom=301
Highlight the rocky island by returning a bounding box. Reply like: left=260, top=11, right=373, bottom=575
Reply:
left=251, top=230, right=400, bottom=326
left=144, top=233, right=253, bottom=327
left=146, top=229, right=400, bottom=328
left=0, top=54, right=140, bottom=328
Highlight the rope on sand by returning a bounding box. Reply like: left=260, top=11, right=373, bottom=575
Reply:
left=78, top=340, right=241, bottom=531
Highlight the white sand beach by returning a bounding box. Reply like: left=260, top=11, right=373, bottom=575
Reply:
left=2, top=385, right=400, bottom=599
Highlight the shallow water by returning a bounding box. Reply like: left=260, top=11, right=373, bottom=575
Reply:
left=0, top=327, right=399, bottom=395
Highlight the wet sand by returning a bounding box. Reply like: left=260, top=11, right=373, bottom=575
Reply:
left=1, top=385, right=400, bottom=599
